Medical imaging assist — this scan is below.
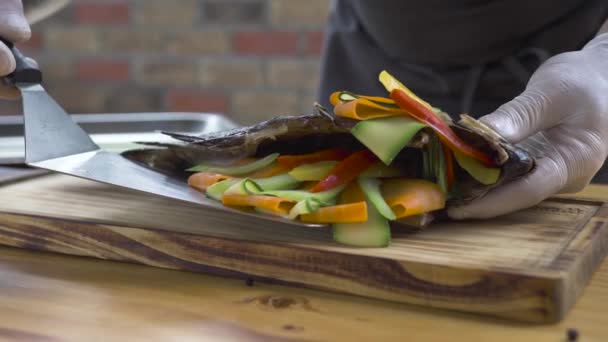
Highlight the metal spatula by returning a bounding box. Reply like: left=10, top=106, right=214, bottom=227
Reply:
left=1, top=40, right=324, bottom=228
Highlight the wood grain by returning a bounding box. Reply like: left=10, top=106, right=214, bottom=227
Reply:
left=0, top=174, right=606, bottom=323
left=0, top=246, right=608, bottom=342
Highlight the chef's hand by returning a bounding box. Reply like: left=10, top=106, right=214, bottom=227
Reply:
left=0, top=0, right=30, bottom=100
left=448, top=31, right=608, bottom=220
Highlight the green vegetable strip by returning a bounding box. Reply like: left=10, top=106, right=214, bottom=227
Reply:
left=261, top=185, right=345, bottom=203
left=255, top=174, right=301, bottom=190
left=206, top=179, right=240, bottom=201
left=357, top=178, right=396, bottom=220
left=186, top=153, right=279, bottom=175
left=224, top=179, right=263, bottom=195
left=435, top=139, right=448, bottom=196
left=422, top=149, right=431, bottom=181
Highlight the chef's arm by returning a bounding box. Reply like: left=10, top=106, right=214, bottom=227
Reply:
left=448, top=17, right=608, bottom=220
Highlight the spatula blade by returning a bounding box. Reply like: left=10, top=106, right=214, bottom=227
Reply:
left=19, top=84, right=99, bottom=163
left=30, top=150, right=326, bottom=228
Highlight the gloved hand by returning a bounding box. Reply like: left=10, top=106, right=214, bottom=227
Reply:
left=448, top=31, right=608, bottom=220
left=0, top=0, right=30, bottom=100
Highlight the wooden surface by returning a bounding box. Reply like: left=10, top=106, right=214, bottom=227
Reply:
left=0, top=174, right=606, bottom=325
left=0, top=180, right=604, bottom=341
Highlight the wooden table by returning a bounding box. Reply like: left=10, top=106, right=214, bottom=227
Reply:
left=0, top=184, right=606, bottom=341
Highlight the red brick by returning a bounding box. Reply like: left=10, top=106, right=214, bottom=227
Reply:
left=17, top=31, right=43, bottom=52
left=233, top=31, right=299, bottom=56
left=74, top=2, right=130, bottom=25
left=76, top=61, right=130, bottom=82
left=305, top=31, right=325, bottom=56
left=166, top=90, right=228, bottom=113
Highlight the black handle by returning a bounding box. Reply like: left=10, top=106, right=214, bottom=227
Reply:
left=1, top=37, right=42, bottom=85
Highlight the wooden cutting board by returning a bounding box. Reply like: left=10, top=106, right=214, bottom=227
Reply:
left=0, top=173, right=605, bottom=324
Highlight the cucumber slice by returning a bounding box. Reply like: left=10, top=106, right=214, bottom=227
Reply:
left=255, top=174, right=301, bottom=190
left=288, top=198, right=324, bottom=220
left=332, top=199, right=390, bottom=247
left=224, top=173, right=301, bottom=196
left=288, top=161, right=337, bottom=181
left=224, top=179, right=263, bottom=195
left=206, top=179, right=240, bottom=201
left=351, top=117, right=426, bottom=165
left=453, top=150, right=501, bottom=185
left=357, top=178, right=396, bottom=220
left=186, top=153, right=279, bottom=175
left=262, top=185, right=344, bottom=203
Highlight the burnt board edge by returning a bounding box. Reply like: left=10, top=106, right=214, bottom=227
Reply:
left=553, top=203, right=608, bottom=321
left=0, top=211, right=570, bottom=323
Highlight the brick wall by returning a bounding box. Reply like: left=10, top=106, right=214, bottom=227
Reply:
left=1, top=0, right=331, bottom=125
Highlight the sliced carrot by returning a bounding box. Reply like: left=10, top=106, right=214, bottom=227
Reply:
left=188, top=172, right=233, bottom=192
left=310, top=150, right=377, bottom=193
left=381, top=179, right=445, bottom=219
left=277, top=148, right=350, bottom=169
left=299, top=201, right=368, bottom=223
left=222, top=194, right=296, bottom=215
left=333, top=97, right=407, bottom=121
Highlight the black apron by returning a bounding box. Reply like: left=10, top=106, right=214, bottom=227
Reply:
left=317, top=0, right=608, bottom=183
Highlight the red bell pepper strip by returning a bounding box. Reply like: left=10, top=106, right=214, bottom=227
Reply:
left=310, top=150, right=377, bottom=193
left=390, top=89, right=496, bottom=167
left=277, top=148, right=350, bottom=169
left=442, top=144, right=455, bottom=188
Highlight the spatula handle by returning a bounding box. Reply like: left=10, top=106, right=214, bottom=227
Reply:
left=0, top=37, right=43, bottom=84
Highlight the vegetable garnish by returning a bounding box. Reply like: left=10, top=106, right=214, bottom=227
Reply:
left=309, top=150, right=378, bottom=193
left=180, top=70, right=518, bottom=248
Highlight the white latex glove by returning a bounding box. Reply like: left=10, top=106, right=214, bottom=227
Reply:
left=0, top=0, right=30, bottom=100
left=448, top=31, right=608, bottom=220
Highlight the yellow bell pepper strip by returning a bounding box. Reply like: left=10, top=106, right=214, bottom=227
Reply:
left=381, top=179, right=446, bottom=219
left=310, top=150, right=378, bottom=193
left=222, top=194, right=296, bottom=215
left=276, top=148, right=350, bottom=169
left=379, top=70, right=434, bottom=111
left=187, top=172, right=233, bottom=192
left=453, top=149, right=501, bottom=185
left=389, top=88, right=496, bottom=167
left=299, top=201, right=368, bottom=223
